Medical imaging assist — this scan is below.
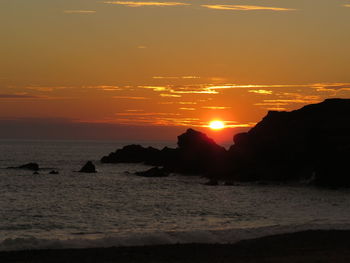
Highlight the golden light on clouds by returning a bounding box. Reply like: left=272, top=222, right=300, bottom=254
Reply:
left=103, top=1, right=190, bottom=7
left=112, top=96, right=149, bottom=100
left=202, top=106, right=231, bottom=110
left=179, top=107, right=196, bottom=111
left=3, top=82, right=350, bottom=131
left=201, top=5, right=296, bottom=11
left=248, top=89, right=273, bottom=95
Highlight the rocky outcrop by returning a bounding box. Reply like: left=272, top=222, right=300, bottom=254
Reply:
left=227, top=98, right=350, bottom=187
left=101, top=129, right=226, bottom=175
left=172, top=129, right=227, bottom=174
left=8, top=162, right=39, bottom=171
left=101, top=145, right=161, bottom=164
left=79, top=161, right=97, bottom=173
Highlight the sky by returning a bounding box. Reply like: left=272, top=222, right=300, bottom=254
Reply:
left=1, top=0, right=350, bottom=142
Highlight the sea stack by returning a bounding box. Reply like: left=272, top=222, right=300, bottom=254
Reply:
left=79, top=161, right=97, bottom=173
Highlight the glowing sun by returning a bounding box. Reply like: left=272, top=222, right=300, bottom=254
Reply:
left=209, top=120, right=225, bottom=130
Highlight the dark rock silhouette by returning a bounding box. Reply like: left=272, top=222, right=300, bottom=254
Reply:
left=173, top=129, right=227, bottom=174
left=101, top=129, right=226, bottom=175
left=33, top=171, right=39, bottom=175
left=135, top=167, right=169, bottom=177
left=101, top=145, right=161, bottom=164
left=49, top=170, right=59, bottom=174
left=7, top=162, right=39, bottom=171
left=79, top=161, right=97, bottom=173
left=227, top=98, right=350, bottom=187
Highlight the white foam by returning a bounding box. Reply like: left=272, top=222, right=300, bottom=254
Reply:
left=2, top=223, right=350, bottom=251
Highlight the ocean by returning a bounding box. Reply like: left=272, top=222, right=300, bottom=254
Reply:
left=1, top=139, right=350, bottom=251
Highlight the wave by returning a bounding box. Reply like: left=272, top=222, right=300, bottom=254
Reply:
left=2, top=223, right=350, bottom=252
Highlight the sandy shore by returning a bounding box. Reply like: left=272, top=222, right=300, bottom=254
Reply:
left=1, top=230, right=350, bottom=262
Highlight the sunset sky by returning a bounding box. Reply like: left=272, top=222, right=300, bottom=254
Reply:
left=1, top=0, right=350, bottom=141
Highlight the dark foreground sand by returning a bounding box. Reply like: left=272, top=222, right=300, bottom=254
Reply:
left=2, top=230, right=350, bottom=263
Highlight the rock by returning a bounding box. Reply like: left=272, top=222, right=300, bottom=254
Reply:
left=79, top=161, right=97, bottom=173
left=174, top=129, right=227, bottom=174
left=135, top=167, right=169, bottom=177
left=227, top=98, right=350, bottom=186
left=100, top=129, right=226, bottom=175
left=7, top=162, right=39, bottom=171
left=101, top=145, right=161, bottom=164
left=33, top=171, right=39, bottom=175
left=49, top=170, right=59, bottom=174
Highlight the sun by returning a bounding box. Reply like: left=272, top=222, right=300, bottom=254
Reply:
left=209, top=120, right=225, bottom=130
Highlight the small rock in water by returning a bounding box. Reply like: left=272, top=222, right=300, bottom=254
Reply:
left=79, top=161, right=97, bottom=173
left=135, top=167, right=168, bottom=177
left=12, top=162, right=40, bottom=171
left=49, top=170, right=59, bottom=174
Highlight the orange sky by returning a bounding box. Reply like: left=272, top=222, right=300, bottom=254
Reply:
left=1, top=0, right=350, bottom=142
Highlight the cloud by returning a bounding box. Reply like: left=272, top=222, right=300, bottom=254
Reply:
left=248, top=89, right=273, bottom=95
left=179, top=102, right=197, bottom=105
left=261, top=98, right=321, bottom=104
left=179, top=107, right=196, bottom=110
left=153, top=76, right=200, bottom=79
left=112, top=96, right=149, bottom=100
left=64, top=10, right=96, bottom=14
left=0, top=94, right=48, bottom=99
left=115, top=112, right=180, bottom=116
left=201, top=5, right=295, bottom=11
left=125, top=109, right=145, bottom=112
left=90, top=85, right=122, bottom=91
left=344, top=4, right=350, bottom=8
left=160, top=93, right=182, bottom=97
left=103, top=1, right=190, bottom=7
left=202, top=106, right=231, bottom=110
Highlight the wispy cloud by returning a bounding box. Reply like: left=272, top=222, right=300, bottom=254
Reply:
left=179, top=102, right=197, bottom=105
left=103, top=1, right=190, bottom=7
left=179, top=107, right=196, bottom=111
left=112, top=96, right=149, bottom=100
left=0, top=94, right=47, bottom=99
left=201, top=5, right=295, bottom=11
left=141, top=85, right=218, bottom=96
left=160, top=93, right=182, bottom=97
left=64, top=10, right=96, bottom=14
left=153, top=76, right=200, bottom=79
left=248, top=89, right=273, bottom=95
left=115, top=112, right=180, bottom=116
left=202, top=106, right=231, bottom=110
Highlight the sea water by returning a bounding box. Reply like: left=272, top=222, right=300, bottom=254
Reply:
left=1, top=139, right=350, bottom=251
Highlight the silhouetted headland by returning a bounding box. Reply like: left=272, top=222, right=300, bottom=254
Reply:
left=101, top=99, right=350, bottom=187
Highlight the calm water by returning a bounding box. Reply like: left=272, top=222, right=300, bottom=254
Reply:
left=1, top=140, right=350, bottom=251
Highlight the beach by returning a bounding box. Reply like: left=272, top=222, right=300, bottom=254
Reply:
left=2, top=230, right=350, bottom=262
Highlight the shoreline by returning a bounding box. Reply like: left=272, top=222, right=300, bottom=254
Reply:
left=2, top=230, right=350, bottom=262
